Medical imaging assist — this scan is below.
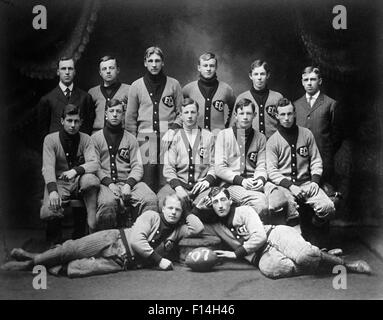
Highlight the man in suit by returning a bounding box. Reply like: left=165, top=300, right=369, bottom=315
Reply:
left=36, top=56, right=96, bottom=242
left=37, top=56, right=95, bottom=140
left=294, top=66, right=342, bottom=188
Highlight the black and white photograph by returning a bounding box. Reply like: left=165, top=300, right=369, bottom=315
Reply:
left=0, top=0, right=382, bottom=305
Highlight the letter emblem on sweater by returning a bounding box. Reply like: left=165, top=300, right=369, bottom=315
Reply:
left=162, top=96, right=174, bottom=108
left=266, top=105, right=277, bottom=119
left=297, top=146, right=309, bottom=157
left=118, top=148, right=130, bottom=163
left=236, top=225, right=248, bottom=236
left=248, top=152, right=257, bottom=166
left=199, top=147, right=206, bottom=158
left=164, top=240, right=175, bottom=252
left=213, top=100, right=224, bottom=112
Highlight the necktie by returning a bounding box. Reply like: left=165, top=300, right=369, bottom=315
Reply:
left=308, top=96, right=313, bottom=108
left=65, top=88, right=71, bottom=100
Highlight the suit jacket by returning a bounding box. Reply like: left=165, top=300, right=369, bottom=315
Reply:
left=294, top=93, right=342, bottom=161
left=37, top=85, right=95, bottom=140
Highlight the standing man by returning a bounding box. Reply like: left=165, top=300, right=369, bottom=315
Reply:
left=182, top=52, right=235, bottom=134
left=266, top=98, right=335, bottom=245
left=158, top=98, right=216, bottom=210
left=125, top=46, right=183, bottom=192
left=193, top=187, right=371, bottom=279
left=229, top=59, right=283, bottom=139
left=37, top=56, right=95, bottom=139
left=92, top=99, right=158, bottom=232
left=294, top=66, right=342, bottom=188
left=215, top=98, right=286, bottom=221
left=2, top=193, right=204, bottom=277
left=40, top=104, right=99, bottom=244
left=88, top=56, right=130, bottom=134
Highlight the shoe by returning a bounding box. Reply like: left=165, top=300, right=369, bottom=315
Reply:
left=346, top=260, right=372, bottom=274
left=10, top=248, right=34, bottom=261
left=327, top=248, right=343, bottom=256
left=0, top=260, right=33, bottom=271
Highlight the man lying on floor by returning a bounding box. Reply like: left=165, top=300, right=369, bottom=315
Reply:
left=193, top=187, right=371, bottom=279
left=1, top=193, right=203, bottom=278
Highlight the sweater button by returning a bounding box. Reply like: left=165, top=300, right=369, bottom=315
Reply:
left=236, top=235, right=240, bottom=239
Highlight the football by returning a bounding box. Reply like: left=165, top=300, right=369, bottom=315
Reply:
left=185, top=247, right=218, bottom=272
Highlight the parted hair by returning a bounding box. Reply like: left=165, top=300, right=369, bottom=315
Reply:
left=144, top=46, right=164, bottom=61
left=199, top=52, right=218, bottom=66
left=57, top=56, right=74, bottom=69
left=99, top=55, right=119, bottom=68
left=181, top=97, right=199, bottom=112
left=302, top=66, right=321, bottom=78
left=106, top=98, right=125, bottom=111
left=276, top=97, right=295, bottom=112
left=234, top=98, right=256, bottom=113
left=61, top=104, right=82, bottom=119
left=249, top=59, right=270, bottom=74
left=208, top=186, right=231, bottom=200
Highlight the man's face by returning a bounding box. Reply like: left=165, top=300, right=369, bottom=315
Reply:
left=302, top=72, right=322, bottom=95
left=198, top=58, right=217, bottom=79
left=61, top=114, right=82, bottom=135
left=181, top=104, right=198, bottom=128
left=105, top=104, right=124, bottom=126
left=235, top=105, right=255, bottom=130
left=57, top=59, right=76, bottom=86
left=211, top=191, right=232, bottom=218
left=99, top=59, right=119, bottom=85
left=162, top=196, right=183, bottom=224
left=276, top=103, right=295, bottom=128
left=249, top=65, right=269, bottom=90
left=144, top=53, right=164, bottom=75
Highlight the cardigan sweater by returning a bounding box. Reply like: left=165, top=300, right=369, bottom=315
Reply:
left=42, top=131, right=99, bottom=193
left=266, top=125, right=323, bottom=188
left=215, top=127, right=267, bottom=185
left=163, top=127, right=216, bottom=189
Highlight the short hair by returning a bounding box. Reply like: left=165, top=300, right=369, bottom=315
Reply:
left=208, top=187, right=231, bottom=200
left=234, top=98, right=256, bottom=113
left=106, top=98, right=124, bottom=111
left=162, top=193, right=184, bottom=212
left=181, top=97, right=199, bottom=112
left=198, top=52, right=218, bottom=66
left=57, top=56, right=74, bottom=69
left=144, top=46, right=164, bottom=61
left=99, top=55, right=119, bottom=68
left=302, top=66, right=321, bottom=79
left=276, top=97, right=295, bottom=112
left=249, top=59, right=270, bottom=74
left=61, top=104, right=81, bottom=119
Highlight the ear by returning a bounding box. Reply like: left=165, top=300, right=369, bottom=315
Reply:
left=197, top=64, right=202, bottom=73
left=116, top=67, right=120, bottom=75
left=318, top=78, right=322, bottom=86
left=266, top=72, right=270, bottom=80
left=79, top=119, right=83, bottom=126
left=61, top=118, right=64, bottom=125
left=248, top=73, right=253, bottom=81
left=57, top=69, right=60, bottom=77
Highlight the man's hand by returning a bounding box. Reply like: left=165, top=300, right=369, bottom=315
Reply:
left=250, top=178, right=264, bottom=191
left=289, top=185, right=305, bottom=201
left=195, top=196, right=212, bottom=210
left=109, top=183, right=121, bottom=199
left=241, top=178, right=254, bottom=190
left=121, top=184, right=132, bottom=202
left=308, top=182, right=320, bottom=197
left=175, top=186, right=191, bottom=206
left=59, top=169, right=77, bottom=182
left=161, top=129, right=175, bottom=151
left=49, top=191, right=62, bottom=212
left=214, top=250, right=236, bottom=259
left=191, top=180, right=210, bottom=195
left=158, top=258, right=173, bottom=271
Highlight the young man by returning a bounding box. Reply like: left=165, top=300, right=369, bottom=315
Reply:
left=40, top=104, right=100, bottom=244
left=91, top=99, right=158, bottom=232
left=88, top=56, right=130, bottom=134
left=229, top=59, right=283, bottom=139
left=182, top=52, right=235, bottom=133
left=193, top=187, right=371, bottom=279
left=158, top=98, right=216, bottom=210
left=125, top=46, right=183, bottom=192
left=1, top=194, right=204, bottom=277
left=215, top=98, right=286, bottom=221
left=37, top=57, right=95, bottom=139
left=266, top=98, right=335, bottom=241
left=294, top=66, right=342, bottom=187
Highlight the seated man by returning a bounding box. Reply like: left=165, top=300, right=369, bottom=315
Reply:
left=1, top=194, right=204, bottom=277
left=91, top=99, right=158, bottom=231
left=194, top=187, right=371, bottom=279
left=158, top=98, right=216, bottom=210
left=215, top=98, right=286, bottom=221
left=266, top=98, right=335, bottom=238
left=40, top=104, right=100, bottom=244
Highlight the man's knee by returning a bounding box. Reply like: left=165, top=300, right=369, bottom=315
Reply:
left=79, top=174, right=100, bottom=192
left=268, top=189, right=288, bottom=212
left=96, top=206, right=117, bottom=230
left=295, top=245, right=322, bottom=270
left=258, top=250, right=297, bottom=279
